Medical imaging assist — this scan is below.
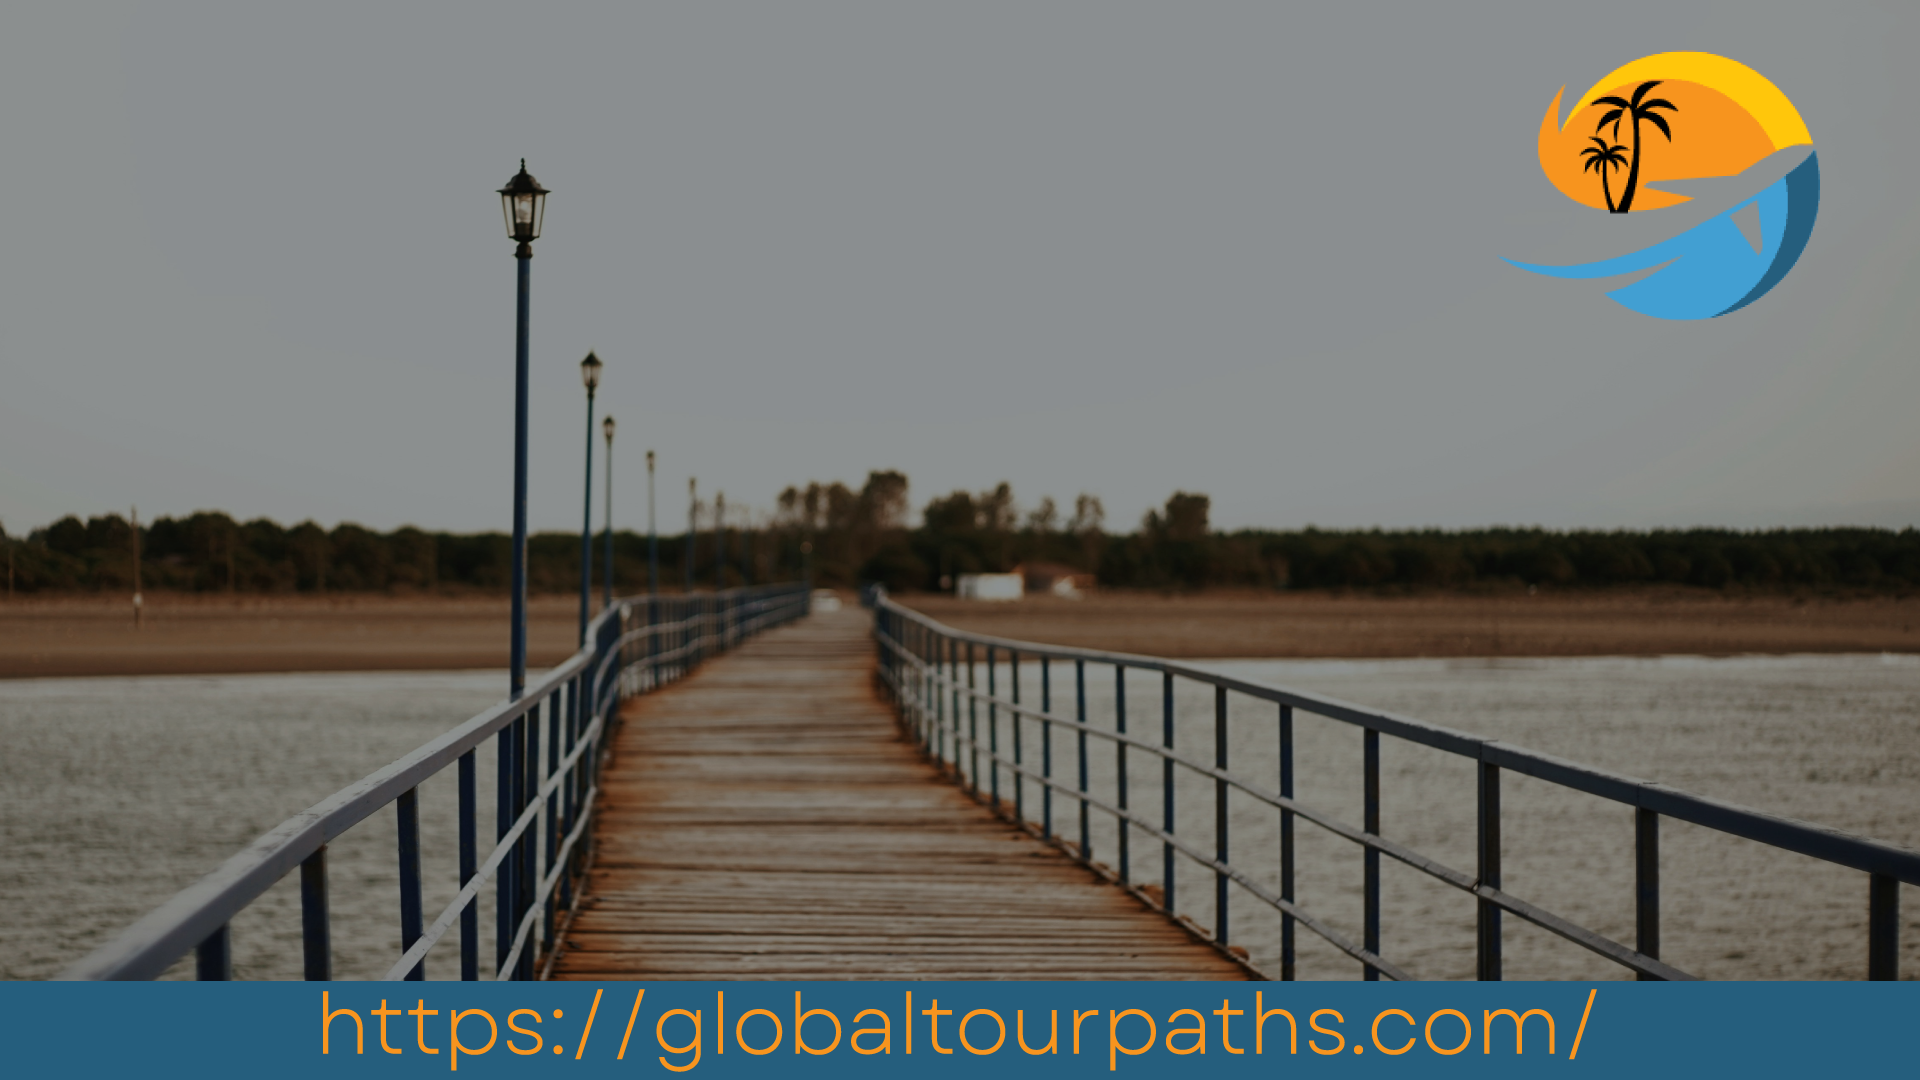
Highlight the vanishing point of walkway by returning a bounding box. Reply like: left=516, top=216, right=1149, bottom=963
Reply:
left=552, top=606, right=1245, bottom=980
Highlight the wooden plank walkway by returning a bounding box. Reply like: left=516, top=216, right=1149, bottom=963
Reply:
left=551, top=606, right=1246, bottom=980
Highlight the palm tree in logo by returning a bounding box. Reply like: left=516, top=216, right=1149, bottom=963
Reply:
left=1592, top=80, right=1678, bottom=212
left=1580, top=137, right=1630, bottom=212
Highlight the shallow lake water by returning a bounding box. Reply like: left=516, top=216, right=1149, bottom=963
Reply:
left=3, top=654, right=1916, bottom=981
left=0, top=671, right=510, bottom=981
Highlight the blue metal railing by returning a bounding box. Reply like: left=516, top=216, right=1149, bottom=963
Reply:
left=59, top=583, right=810, bottom=981
left=871, top=595, right=1918, bottom=981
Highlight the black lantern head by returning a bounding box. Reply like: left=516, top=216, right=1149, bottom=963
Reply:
left=498, top=159, right=549, bottom=245
left=603, top=415, right=617, bottom=441
left=580, top=350, right=603, bottom=391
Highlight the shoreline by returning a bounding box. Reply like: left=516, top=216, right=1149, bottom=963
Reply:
left=900, top=588, right=1920, bottom=660
left=3, top=588, right=1918, bottom=678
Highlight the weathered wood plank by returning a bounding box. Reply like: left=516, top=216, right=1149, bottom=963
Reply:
left=550, top=607, right=1245, bottom=981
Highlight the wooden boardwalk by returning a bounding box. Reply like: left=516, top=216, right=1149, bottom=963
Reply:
left=551, top=606, right=1245, bottom=980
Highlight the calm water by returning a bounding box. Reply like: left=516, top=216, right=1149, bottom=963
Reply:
left=4, top=656, right=1916, bottom=981
left=0, top=671, right=509, bottom=981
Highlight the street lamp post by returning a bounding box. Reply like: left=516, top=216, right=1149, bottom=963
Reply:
left=496, top=157, right=550, bottom=985
left=602, top=415, right=616, bottom=610
left=646, top=451, right=658, bottom=597
left=686, top=478, right=696, bottom=589
left=577, top=350, right=603, bottom=644
left=499, top=159, right=548, bottom=701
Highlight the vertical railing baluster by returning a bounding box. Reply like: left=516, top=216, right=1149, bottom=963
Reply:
left=1076, top=659, right=1090, bottom=861
left=1115, top=664, right=1128, bottom=885
left=921, top=624, right=933, bottom=751
left=195, top=924, right=231, bottom=981
left=1011, top=650, right=1023, bottom=823
left=458, top=749, right=477, bottom=982
left=1869, top=873, right=1899, bottom=980
left=1162, top=671, right=1175, bottom=915
left=518, top=704, right=537, bottom=980
left=1279, top=704, right=1295, bottom=981
left=300, top=846, right=330, bottom=981
left=1477, top=761, right=1502, bottom=981
left=950, top=639, right=962, bottom=776
left=1041, top=657, right=1053, bottom=841
left=934, top=634, right=946, bottom=766
left=1362, top=728, right=1379, bottom=980
left=987, top=645, right=999, bottom=809
left=1635, top=807, right=1659, bottom=980
left=544, top=692, right=562, bottom=951
left=397, top=786, right=425, bottom=981
left=967, top=642, right=979, bottom=795
left=517, top=701, right=532, bottom=976
left=495, top=718, right=514, bottom=977
left=1214, top=686, right=1229, bottom=945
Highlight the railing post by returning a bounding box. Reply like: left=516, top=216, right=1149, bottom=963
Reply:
left=1477, top=761, right=1502, bottom=981
left=967, top=641, right=979, bottom=795
left=1279, top=704, right=1295, bottom=981
left=1214, top=686, right=1229, bottom=945
left=1162, top=671, right=1175, bottom=915
left=458, top=749, right=478, bottom=982
left=950, top=639, right=963, bottom=776
left=1076, top=659, right=1090, bottom=861
left=397, top=786, right=425, bottom=981
left=1115, top=664, right=1128, bottom=886
left=987, top=645, right=1000, bottom=809
left=1041, top=657, right=1053, bottom=841
left=1011, top=650, right=1024, bottom=822
left=300, top=846, right=330, bottom=981
left=1869, top=873, right=1899, bottom=981
left=523, top=700, right=543, bottom=980
left=495, top=719, right=514, bottom=976
left=934, top=635, right=946, bottom=766
left=196, top=924, right=231, bottom=981
left=1362, top=728, right=1379, bottom=980
left=544, top=692, right=563, bottom=950
left=1636, top=807, right=1660, bottom=980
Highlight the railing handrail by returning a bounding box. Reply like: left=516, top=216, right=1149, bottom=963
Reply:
left=876, top=597, right=1920, bottom=885
left=872, top=594, right=1916, bottom=981
left=59, top=582, right=809, bottom=981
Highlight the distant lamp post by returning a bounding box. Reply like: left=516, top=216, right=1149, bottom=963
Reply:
left=686, top=477, right=696, bottom=590
left=646, top=451, right=658, bottom=597
left=578, top=349, right=603, bottom=644
left=715, top=492, right=727, bottom=590
left=499, top=159, right=549, bottom=699
left=131, top=506, right=143, bottom=630
left=602, top=414, right=616, bottom=609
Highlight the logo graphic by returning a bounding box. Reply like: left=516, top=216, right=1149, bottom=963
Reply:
left=1506, top=52, right=1819, bottom=320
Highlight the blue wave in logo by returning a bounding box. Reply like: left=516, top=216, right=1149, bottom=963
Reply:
left=1505, top=151, right=1820, bottom=320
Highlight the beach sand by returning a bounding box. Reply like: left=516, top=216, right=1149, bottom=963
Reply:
left=0, top=594, right=583, bottom=678
left=903, top=588, right=1920, bottom=658
left=3, top=588, right=1916, bottom=678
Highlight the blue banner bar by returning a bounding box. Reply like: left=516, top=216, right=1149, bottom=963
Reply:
left=3, top=981, right=1914, bottom=1075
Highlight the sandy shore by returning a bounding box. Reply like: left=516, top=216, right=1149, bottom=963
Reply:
left=4, top=588, right=1917, bottom=677
left=903, top=589, right=1920, bottom=658
left=0, top=594, right=585, bottom=678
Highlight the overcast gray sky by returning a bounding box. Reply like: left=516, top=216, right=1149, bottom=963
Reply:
left=2, top=2, right=1916, bottom=535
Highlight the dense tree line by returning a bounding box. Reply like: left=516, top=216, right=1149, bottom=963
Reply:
left=5, top=479, right=1917, bottom=596
left=0, top=511, right=800, bottom=595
